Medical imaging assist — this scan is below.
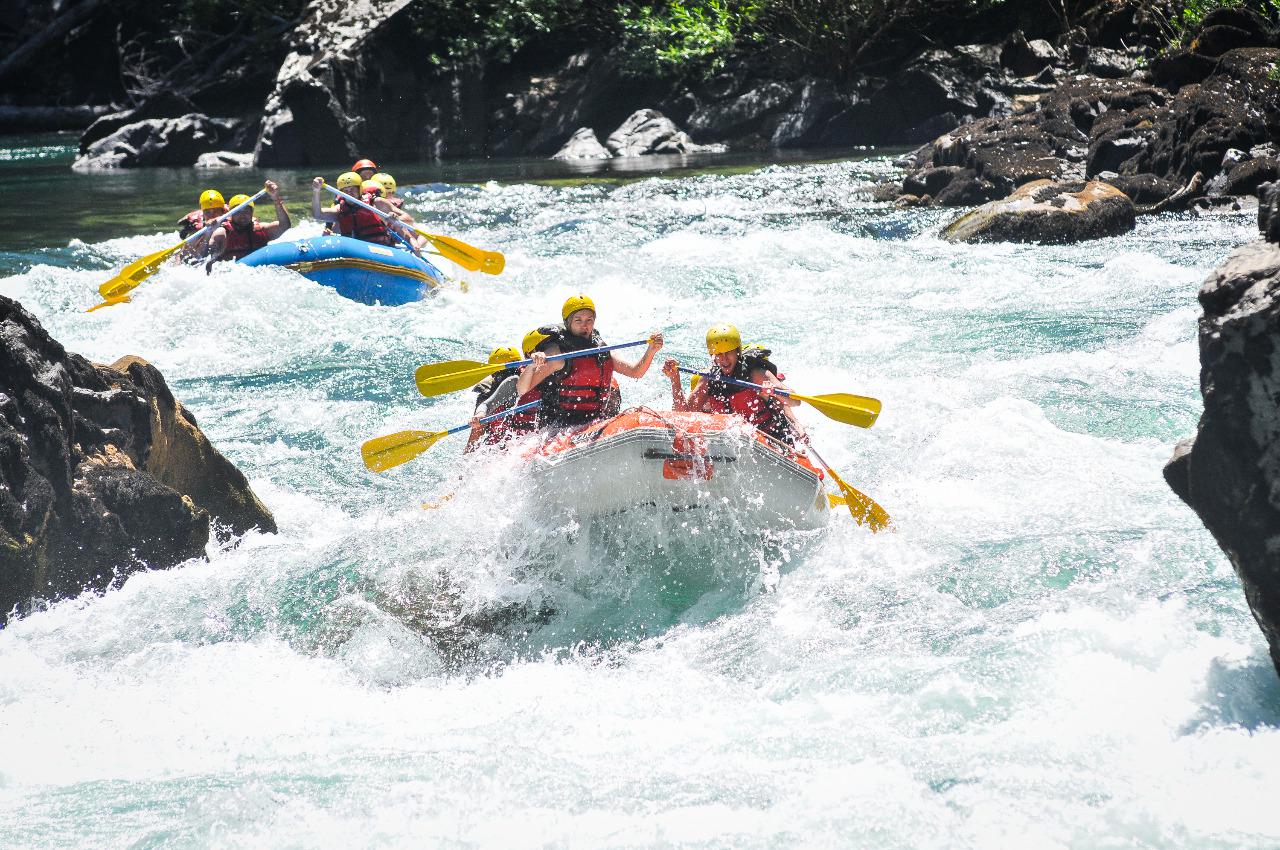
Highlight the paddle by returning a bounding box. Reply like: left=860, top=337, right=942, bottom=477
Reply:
left=677, top=367, right=881, bottom=429
left=321, top=184, right=504, bottom=275
left=415, top=338, right=652, bottom=398
left=806, top=444, right=892, bottom=532
left=88, top=190, right=268, bottom=311
left=361, top=400, right=541, bottom=473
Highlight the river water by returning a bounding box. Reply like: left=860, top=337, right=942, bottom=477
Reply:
left=1, top=136, right=1278, bottom=849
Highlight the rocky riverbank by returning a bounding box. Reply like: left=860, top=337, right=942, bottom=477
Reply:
left=0, top=296, right=275, bottom=621
left=5, top=0, right=1272, bottom=199
left=1165, top=182, right=1280, bottom=677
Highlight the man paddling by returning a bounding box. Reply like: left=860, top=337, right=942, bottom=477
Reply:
left=662, top=325, right=804, bottom=445
left=204, top=180, right=292, bottom=265
left=517, top=295, right=662, bottom=430
left=177, top=189, right=227, bottom=260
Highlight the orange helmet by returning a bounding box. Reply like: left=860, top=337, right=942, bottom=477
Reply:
left=352, top=158, right=377, bottom=172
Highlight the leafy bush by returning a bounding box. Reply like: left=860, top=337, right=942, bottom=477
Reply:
left=620, top=0, right=763, bottom=76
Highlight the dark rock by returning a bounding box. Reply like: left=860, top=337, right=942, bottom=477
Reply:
left=1167, top=238, right=1280, bottom=677
left=605, top=109, right=725, bottom=156
left=687, top=81, right=796, bottom=140
left=859, top=47, right=1009, bottom=144
left=551, top=127, right=612, bottom=160
left=1149, top=49, right=1219, bottom=90
left=80, top=91, right=200, bottom=153
left=771, top=78, right=845, bottom=148
left=903, top=166, right=971, bottom=197
left=1222, top=157, right=1279, bottom=196
left=934, top=174, right=1001, bottom=206
left=1260, top=181, right=1279, bottom=242
left=1131, top=49, right=1280, bottom=182
left=1084, top=46, right=1140, bottom=79
left=0, top=297, right=274, bottom=621
left=1000, top=31, right=1060, bottom=77
left=1100, top=172, right=1180, bottom=204
left=73, top=114, right=229, bottom=170
left=1195, top=24, right=1265, bottom=57
left=941, top=179, right=1136, bottom=243
left=255, top=0, right=491, bottom=165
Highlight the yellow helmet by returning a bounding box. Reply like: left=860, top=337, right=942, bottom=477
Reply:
left=522, top=326, right=556, bottom=356
left=199, top=189, right=225, bottom=210
left=227, top=193, right=253, bottom=209
left=372, top=172, right=397, bottom=195
left=488, top=346, right=521, bottom=365
left=360, top=179, right=384, bottom=197
left=706, top=324, right=742, bottom=355
left=561, top=294, right=596, bottom=323
left=335, top=172, right=362, bottom=190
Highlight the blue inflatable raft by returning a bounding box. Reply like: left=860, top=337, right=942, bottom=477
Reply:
left=239, top=235, right=445, bottom=306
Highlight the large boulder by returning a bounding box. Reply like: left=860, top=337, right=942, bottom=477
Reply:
left=1165, top=203, right=1280, bottom=677
left=254, top=0, right=488, bottom=166
left=941, top=179, right=1136, bottom=243
left=0, top=297, right=275, bottom=621
left=72, top=114, right=236, bottom=170
left=605, top=109, right=725, bottom=157
left=551, top=127, right=612, bottom=160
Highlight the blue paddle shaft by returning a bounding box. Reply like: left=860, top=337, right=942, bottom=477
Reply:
left=677, top=365, right=791, bottom=399
left=505, top=339, right=651, bottom=371
left=444, top=400, right=541, bottom=436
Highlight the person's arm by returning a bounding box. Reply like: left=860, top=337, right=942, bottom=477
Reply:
left=753, top=368, right=800, bottom=408
left=611, top=332, right=664, bottom=379
left=261, top=180, right=291, bottom=238
left=311, top=177, right=339, bottom=222
left=202, top=226, right=228, bottom=272
left=515, top=349, right=562, bottom=396
left=662, top=359, right=687, bottom=411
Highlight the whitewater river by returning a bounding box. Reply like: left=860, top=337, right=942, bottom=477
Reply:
left=2, top=137, right=1278, bottom=849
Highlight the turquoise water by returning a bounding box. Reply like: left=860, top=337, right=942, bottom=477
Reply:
left=1, top=136, right=1278, bottom=849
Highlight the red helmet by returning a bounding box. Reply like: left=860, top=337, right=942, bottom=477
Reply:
left=352, top=158, right=377, bottom=172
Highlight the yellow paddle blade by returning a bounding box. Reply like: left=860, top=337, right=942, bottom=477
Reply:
left=98, top=241, right=185, bottom=300
left=827, top=493, right=847, bottom=508
left=825, top=466, right=892, bottom=532
left=361, top=429, right=448, bottom=473
left=417, top=229, right=505, bottom=275
left=414, top=359, right=503, bottom=397
left=85, top=294, right=133, bottom=313
left=793, top=392, right=881, bottom=428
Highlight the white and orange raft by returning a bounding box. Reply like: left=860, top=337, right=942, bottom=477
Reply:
left=526, top=408, right=830, bottom=531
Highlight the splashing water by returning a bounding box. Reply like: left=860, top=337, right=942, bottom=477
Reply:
left=1, top=154, right=1278, bottom=849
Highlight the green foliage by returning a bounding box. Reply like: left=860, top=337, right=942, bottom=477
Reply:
left=619, top=0, right=763, bottom=76
left=406, top=0, right=615, bottom=65
left=1150, top=0, right=1280, bottom=47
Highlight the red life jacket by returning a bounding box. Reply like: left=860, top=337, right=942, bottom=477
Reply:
left=222, top=218, right=271, bottom=259
left=481, top=388, right=542, bottom=446
left=704, top=351, right=794, bottom=444
left=334, top=198, right=394, bottom=245
left=178, top=208, right=222, bottom=238
left=539, top=331, right=615, bottom=427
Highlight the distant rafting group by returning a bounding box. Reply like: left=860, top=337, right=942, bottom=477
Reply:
left=88, top=157, right=889, bottom=531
